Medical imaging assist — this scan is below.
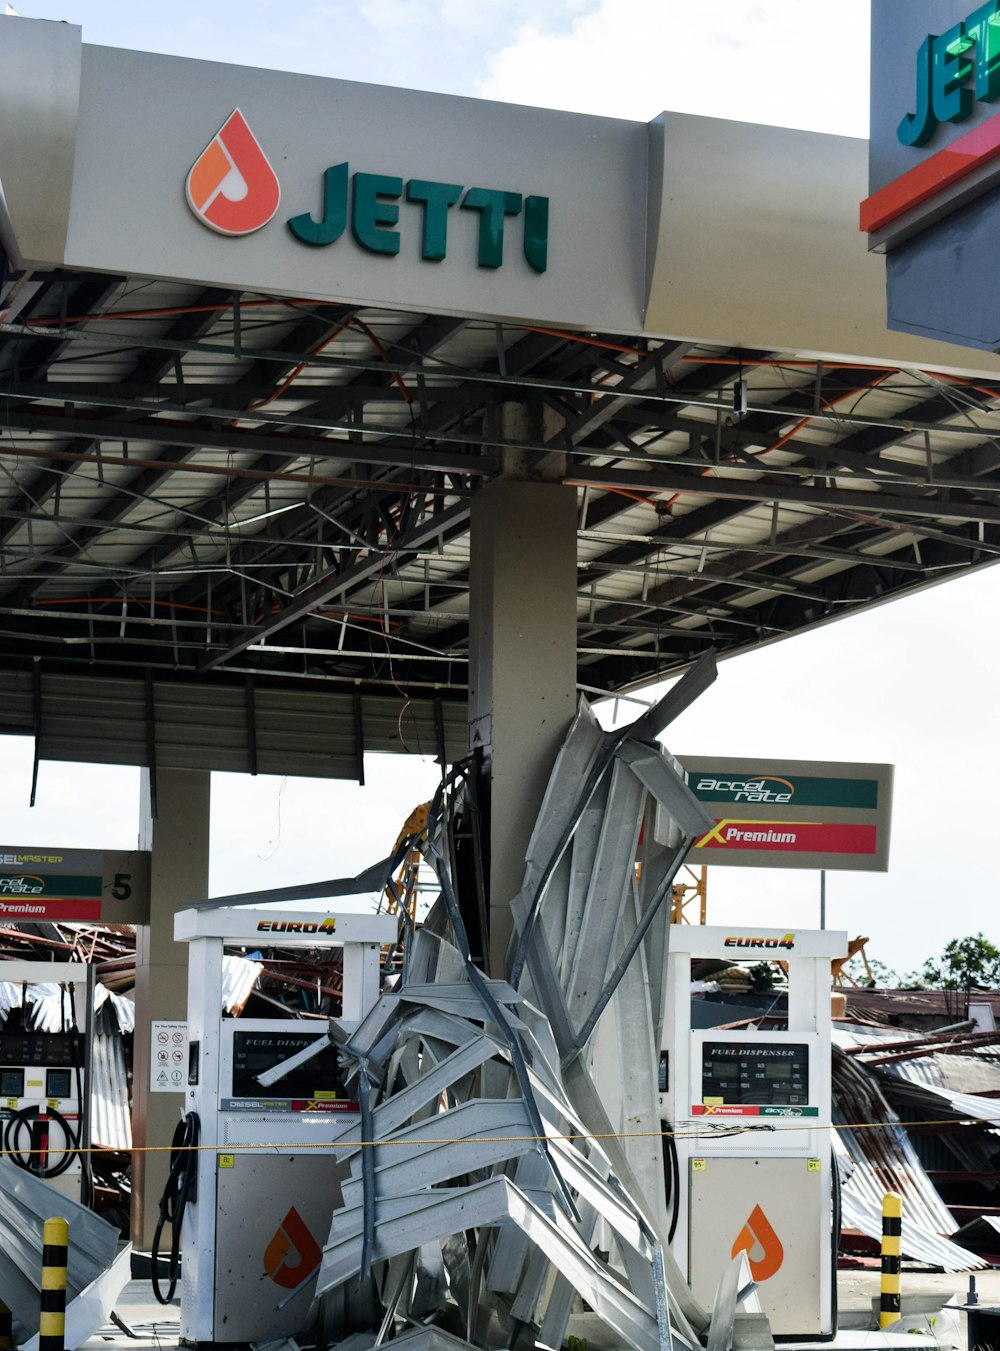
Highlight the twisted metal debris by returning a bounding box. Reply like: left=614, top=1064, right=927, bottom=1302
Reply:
left=298, top=658, right=718, bottom=1348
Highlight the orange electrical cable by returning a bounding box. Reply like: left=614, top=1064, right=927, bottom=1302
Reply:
left=30, top=596, right=227, bottom=617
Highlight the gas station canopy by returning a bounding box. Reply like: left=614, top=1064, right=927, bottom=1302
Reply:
left=4, top=15, right=1000, bottom=757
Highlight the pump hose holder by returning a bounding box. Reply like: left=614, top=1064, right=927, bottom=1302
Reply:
left=3, top=1104, right=77, bottom=1179
left=152, top=1113, right=200, bottom=1305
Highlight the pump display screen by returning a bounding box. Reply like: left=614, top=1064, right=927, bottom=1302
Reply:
left=230, top=1030, right=346, bottom=1099
left=701, top=1042, right=809, bottom=1105
left=0, top=1032, right=81, bottom=1068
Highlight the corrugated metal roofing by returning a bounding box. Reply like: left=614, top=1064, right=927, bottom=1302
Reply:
left=832, top=1048, right=985, bottom=1273
left=222, top=953, right=261, bottom=1014
left=90, top=1028, right=130, bottom=1151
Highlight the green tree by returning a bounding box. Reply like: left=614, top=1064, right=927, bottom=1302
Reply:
left=919, top=933, right=1000, bottom=991
left=866, top=958, right=900, bottom=988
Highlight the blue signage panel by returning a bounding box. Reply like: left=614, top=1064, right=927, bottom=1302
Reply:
left=866, top=0, right=1000, bottom=350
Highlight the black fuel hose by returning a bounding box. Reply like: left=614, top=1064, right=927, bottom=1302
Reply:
left=4, top=1104, right=78, bottom=1179
left=151, top=1113, right=200, bottom=1305
left=662, top=1120, right=681, bottom=1243
left=66, top=983, right=94, bottom=1208
left=830, top=1151, right=842, bottom=1337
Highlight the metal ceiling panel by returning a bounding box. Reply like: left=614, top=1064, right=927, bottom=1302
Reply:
left=0, top=670, right=464, bottom=777
left=4, top=258, right=1000, bottom=732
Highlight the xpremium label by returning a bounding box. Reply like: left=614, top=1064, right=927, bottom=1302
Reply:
left=694, top=820, right=877, bottom=855
left=691, top=1104, right=819, bottom=1117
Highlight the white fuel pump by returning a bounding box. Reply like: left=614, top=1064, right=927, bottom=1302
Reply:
left=169, top=906, right=396, bottom=1347
left=0, top=960, right=93, bottom=1204
left=661, top=926, right=847, bottom=1339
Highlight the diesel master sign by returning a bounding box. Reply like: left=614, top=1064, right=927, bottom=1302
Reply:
left=864, top=1, right=1000, bottom=350
left=678, top=758, right=893, bottom=872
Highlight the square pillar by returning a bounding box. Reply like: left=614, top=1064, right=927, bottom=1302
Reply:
left=469, top=478, right=577, bottom=976
left=131, top=766, right=210, bottom=1249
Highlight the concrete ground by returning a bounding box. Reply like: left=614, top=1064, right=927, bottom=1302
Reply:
left=77, top=1262, right=1000, bottom=1351
left=838, top=1264, right=1000, bottom=1314
left=836, top=1264, right=1000, bottom=1345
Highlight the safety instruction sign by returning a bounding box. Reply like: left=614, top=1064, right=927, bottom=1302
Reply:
left=151, top=1020, right=188, bottom=1093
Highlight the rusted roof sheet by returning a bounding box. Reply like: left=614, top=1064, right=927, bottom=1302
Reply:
left=832, top=1048, right=985, bottom=1272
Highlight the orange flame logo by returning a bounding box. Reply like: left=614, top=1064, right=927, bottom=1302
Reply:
left=262, top=1206, right=322, bottom=1289
left=185, top=109, right=280, bottom=236
left=731, top=1203, right=784, bottom=1281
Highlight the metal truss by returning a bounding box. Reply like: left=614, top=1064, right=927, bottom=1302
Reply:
left=3, top=264, right=1000, bottom=701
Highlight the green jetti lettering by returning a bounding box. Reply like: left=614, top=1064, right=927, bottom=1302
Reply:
left=898, top=1, right=1000, bottom=146
left=287, top=164, right=549, bottom=272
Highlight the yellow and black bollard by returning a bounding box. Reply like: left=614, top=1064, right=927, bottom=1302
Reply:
left=879, top=1191, right=902, bottom=1329
left=0, top=1298, right=12, bottom=1350
left=40, top=1216, right=69, bottom=1351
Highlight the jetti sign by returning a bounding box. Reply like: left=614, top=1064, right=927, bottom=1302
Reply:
left=0, top=20, right=645, bottom=333
left=678, top=756, right=893, bottom=872
left=896, top=3, right=1000, bottom=148
left=185, top=108, right=549, bottom=273
left=864, top=1, right=1000, bottom=350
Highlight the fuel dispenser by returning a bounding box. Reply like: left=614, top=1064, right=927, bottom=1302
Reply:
left=170, top=906, right=396, bottom=1347
left=0, top=960, right=93, bottom=1204
left=661, top=926, right=847, bottom=1339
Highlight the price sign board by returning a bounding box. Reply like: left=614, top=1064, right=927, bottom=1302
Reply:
left=0, top=847, right=150, bottom=922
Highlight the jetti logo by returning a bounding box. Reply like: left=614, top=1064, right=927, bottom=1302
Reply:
left=861, top=4, right=1000, bottom=235
left=185, top=110, right=281, bottom=236
left=897, top=5, right=1000, bottom=148
left=184, top=110, right=550, bottom=272
left=262, top=1206, right=322, bottom=1289
left=732, top=1204, right=784, bottom=1282
left=256, top=917, right=337, bottom=934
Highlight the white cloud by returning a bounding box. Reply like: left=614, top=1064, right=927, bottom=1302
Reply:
left=478, top=0, right=872, bottom=134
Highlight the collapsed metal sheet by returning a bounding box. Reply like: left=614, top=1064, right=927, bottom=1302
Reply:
left=19, top=1244, right=132, bottom=1351
left=0, top=1157, right=125, bottom=1344
left=305, top=670, right=717, bottom=1350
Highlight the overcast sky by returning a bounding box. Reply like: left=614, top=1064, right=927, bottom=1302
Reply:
left=4, top=0, right=984, bottom=980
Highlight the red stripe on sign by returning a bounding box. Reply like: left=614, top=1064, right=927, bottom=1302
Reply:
left=0, top=897, right=102, bottom=920
left=691, top=1104, right=761, bottom=1117
left=860, top=109, right=1000, bottom=233
left=696, top=822, right=877, bottom=855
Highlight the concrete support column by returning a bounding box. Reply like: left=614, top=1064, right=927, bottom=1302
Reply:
left=131, top=767, right=210, bottom=1250
left=469, top=477, right=578, bottom=977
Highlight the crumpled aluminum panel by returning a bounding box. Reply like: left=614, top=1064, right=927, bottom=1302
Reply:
left=0, top=1157, right=123, bottom=1342
left=304, top=668, right=716, bottom=1351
